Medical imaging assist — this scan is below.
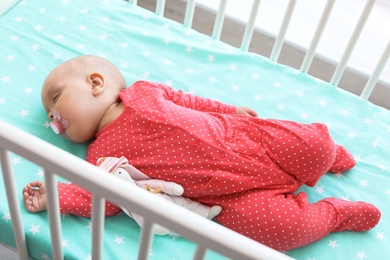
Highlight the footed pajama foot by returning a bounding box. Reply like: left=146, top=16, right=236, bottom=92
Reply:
left=328, top=145, right=356, bottom=173
left=323, top=198, right=381, bottom=232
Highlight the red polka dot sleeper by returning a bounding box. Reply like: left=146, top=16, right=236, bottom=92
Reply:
left=58, top=81, right=380, bottom=250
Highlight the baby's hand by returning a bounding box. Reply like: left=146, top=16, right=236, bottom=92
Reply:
left=235, top=106, right=258, bottom=117
left=22, top=181, right=47, bottom=213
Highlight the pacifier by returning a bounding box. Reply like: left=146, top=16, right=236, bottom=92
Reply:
left=50, top=110, right=69, bottom=135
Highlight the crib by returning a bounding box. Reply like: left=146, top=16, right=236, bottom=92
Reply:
left=0, top=0, right=389, bottom=259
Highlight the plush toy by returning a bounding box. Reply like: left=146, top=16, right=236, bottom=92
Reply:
left=97, top=156, right=222, bottom=235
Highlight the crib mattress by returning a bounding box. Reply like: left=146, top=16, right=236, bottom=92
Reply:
left=0, top=0, right=389, bottom=259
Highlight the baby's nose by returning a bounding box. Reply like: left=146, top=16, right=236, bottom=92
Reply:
left=48, top=110, right=53, bottom=120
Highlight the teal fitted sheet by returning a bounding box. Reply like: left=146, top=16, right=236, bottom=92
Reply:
left=0, top=0, right=389, bottom=259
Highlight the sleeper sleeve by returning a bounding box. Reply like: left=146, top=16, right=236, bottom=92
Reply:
left=57, top=182, right=121, bottom=217
left=156, top=82, right=236, bottom=114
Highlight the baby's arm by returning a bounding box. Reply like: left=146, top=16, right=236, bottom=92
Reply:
left=22, top=181, right=47, bottom=213
left=22, top=181, right=121, bottom=217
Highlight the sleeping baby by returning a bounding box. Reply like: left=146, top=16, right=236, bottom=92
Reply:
left=23, top=55, right=381, bottom=251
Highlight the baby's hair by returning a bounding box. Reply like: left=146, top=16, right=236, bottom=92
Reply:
left=68, top=55, right=127, bottom=91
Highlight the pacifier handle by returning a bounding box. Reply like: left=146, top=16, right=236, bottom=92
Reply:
left=51, top=120, right=64, bottom=134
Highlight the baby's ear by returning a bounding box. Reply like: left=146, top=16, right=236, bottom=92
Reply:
left=89, top=72, right=105, bottom=96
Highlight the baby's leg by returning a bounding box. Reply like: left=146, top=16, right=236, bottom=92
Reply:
left=213, top=190, right=380, bottom=251
left=262, top=121, right=355, bottom=187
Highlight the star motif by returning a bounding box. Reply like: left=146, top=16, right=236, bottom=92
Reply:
left=19, top=109, right=29, bottom=117
left=1, top=75, right=10, bottom=83
left=229, top=63, right=237, bottom=71
left=55, top=34, right=64, bottom=41
left=31, top=44, right=40, bottom=51
left=57, top=16, right=67, bottom=22
left=34, top=25, right=43, bottom=31
left=38, top=7, right=46, bottom=13
left=0, top=98, right=5, bottom=105
left=251, top=73, right=259, bottom=80
left=273, top=82, right=281, bottom=88
left=207, top=54, right=215, bottom=63
left=79, top=25, right=87, bottom=31
left=348, top=131, right=356, bottom=139
left=278, top=103, right=285, bottom=111
left=142, top=50, right=150, bottom=57
left=185, top=45, right=193, bottom=54
left=36, top=169, right=44, bottom=178
left=142, top=71, right=150, bottom=78
left=356, top=251, right=366, bottom=260
left=120, top=42, right=128, bottom=49
left=341, top=195, right=350, bottom=201
left=2, top=212, right=11, bottom=222
left=29, top=224, right=41, bottom=236
left=378, top=164, right=385, bottom=171
left=24, top=87, right=33, bottom=94
left=28, top=65, right=37, bottom=72
left=85, top=254, right=91, bottom=260
left=186, top=68, right=194, bottom=74
left=319, top=100, right=327, bottom=107
left=376, top=232, right=385, bottom=241
left=341, top=109, right=350, bottom=116
left=359, top=179, right=368, bottom=188
left=6, top=54, right=15, bottom=62
left=14, top=16, right=23, bottom=22
left=10, top=35, right=19, bottom=41
left=53, top=53, right=62, bottom=60
left=86, top=221, right=92, bottom=230
left=296, top=90, right=304, bottom=97
left=12, top=156, right=21, bottom=165
left=163, top=37, right=171, bottom=45
left=328, top=240, right=338, bottom=249
left=371, top=140, right=378, bottom=148
left=254, top=94, right=262, bottom=101
left=43, top=121, right=51, bottom=128
left=315, top=186, right=324, bottom=194
left=120, top=62, right=128, bottom=69
left=76, top=44, right=85, bottom=50
left=101, top=16, right=109, bottom=22
left=364, top=118, right=372, bottom=126
left=114, top=236, right=125, bottom=245
left=334, top=173, right=343, bottom=179
left=232, top=85, right=240, bottom=92
left=81, top=8, right=89, bottom=14
left=301, top=113, right=309, bottom=120
left=41, top=253, right=50, bottom=260
left=209, top=76, right=217, bottom=83
left=386, top=189, right=390, bottom=195
left=62, top=240, right=69, bottom=247
left=163, top=59, right=172, bottom=66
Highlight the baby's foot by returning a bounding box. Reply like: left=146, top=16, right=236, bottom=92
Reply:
left=207, top=205, right=222, bottom=219
left=328, top=145, right=356, bottom=173
left=323, top=198, right=381, bottom=232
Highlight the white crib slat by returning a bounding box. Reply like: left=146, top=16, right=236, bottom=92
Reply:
left=91, top=195, right=106, bottom=260
left=138, top=219, right=154, bottom=260
left=0, top=149, right=29, bottom=260
left=330, top=0, right=376, bottom=86
left=193, top=245, right=207, bottom=260
left=360, top=40, right=390, bottom=100
left=240, top=0, right=261, bottom=51
left=44, top=171, right=63, bottom=260
left=211, top=0, right=227, bottom=40
left=184, top=0, right=196, bottom=28
left=155, top=0, right=165, bottom=16
left=269, top=0, right=297, bottom=62
left=300, top=0, right=335, bottom=73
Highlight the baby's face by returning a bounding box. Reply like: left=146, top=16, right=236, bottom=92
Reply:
left=41, top=64, right=103, bottom=143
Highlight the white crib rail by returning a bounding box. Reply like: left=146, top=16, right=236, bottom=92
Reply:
left=0, top=119, right=293, bottom=260
left=139, top=0, right=389, bottom=102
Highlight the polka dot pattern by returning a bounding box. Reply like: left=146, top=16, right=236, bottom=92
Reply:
left=57, top=81, right=380, bottom=250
